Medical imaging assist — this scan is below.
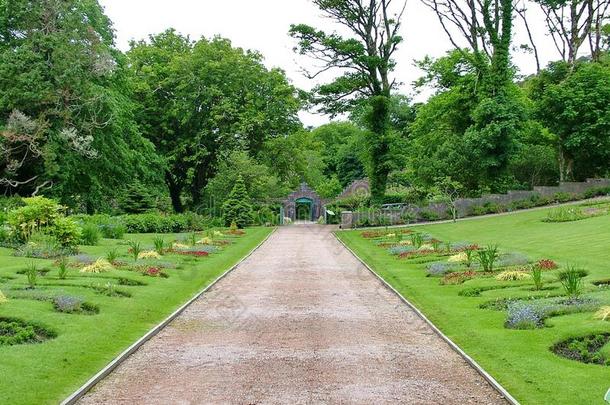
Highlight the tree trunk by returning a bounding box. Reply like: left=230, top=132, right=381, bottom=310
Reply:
left=558, top=147, right=574, bottom=182
left=165, top=171, right=184, bottom=213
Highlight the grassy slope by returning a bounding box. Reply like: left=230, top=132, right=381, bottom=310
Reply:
left=0, top=227, right=271, bottom=404
left=337, top=208, right=610, bottom=404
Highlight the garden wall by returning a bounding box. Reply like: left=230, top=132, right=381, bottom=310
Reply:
left=340, top=178, right=610, bottom=228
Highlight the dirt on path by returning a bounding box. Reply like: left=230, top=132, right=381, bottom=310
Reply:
left=78, top=225, right=508, bottom=404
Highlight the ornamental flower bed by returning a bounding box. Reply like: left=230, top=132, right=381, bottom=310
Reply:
left=440, top=270, right=478, bottom=285
left=142, top=267, right=168, bottom=278
left=175, top=250, right=209, bottom=257
left=536, top=259, right=558, bottom=270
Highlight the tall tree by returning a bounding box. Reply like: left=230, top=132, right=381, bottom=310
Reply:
left=290, top=0, right=407, bottom=201
left=0, top=0, right=161, bottom=211
left=128, top=32, right=302, bottom=211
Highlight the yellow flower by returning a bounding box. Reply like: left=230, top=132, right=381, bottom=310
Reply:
left=213, top=231, right=223, bottom=237
left=399, top=240, right=412, bottom=245
left=0, top=290, right=8, bottom=304
left=386, top=233, right=396, bottom=238
left=448, top=252, right=468, bottom=263
left=419, top=244, right=434, bottom=251
left=172, top=243, right=189, bottom=250
left=196, top=237, right=213, bottom=245
left=81, top=258, right=113, bottom=273
left=138, top=250, right=161, bottom=260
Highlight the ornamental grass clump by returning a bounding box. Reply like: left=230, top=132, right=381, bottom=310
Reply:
left=409, top=233, right=424, bottom=249
left=531, top=265, right=544, bottom=290
left=594, top=306, right=610, bottom=321
left=25, top=263, right=37, bottom=288
left=138, top=250, right=161, bottom=260
left=448, top=252, right=467, bottom=263
left=153, top=237, right=166, bottom=255
left=477, top=244, right=499, bottom=272
left=105, top=248, right=119, bottom=264
left=495, top=270, right=532, bottom=281
left=558, top=266, right=588, bottom=298
left=80, top=258, right=113, bottom=274
left=128, top=240, right=141, bottom=261
left=57, top=256, right=69, bottom=280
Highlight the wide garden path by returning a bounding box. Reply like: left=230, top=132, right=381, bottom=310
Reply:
left=79, top=225, right=506, bottom=404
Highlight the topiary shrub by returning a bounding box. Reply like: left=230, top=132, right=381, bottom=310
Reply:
left=222, top=176, right=253, bottom=229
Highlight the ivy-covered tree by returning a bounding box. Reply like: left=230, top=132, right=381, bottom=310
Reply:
left=222, top=176, right=253, bottom=228
left=290, top=0, right=407, bottom=202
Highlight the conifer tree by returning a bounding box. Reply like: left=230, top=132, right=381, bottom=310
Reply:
left=222, top=176, right=253, bottom=228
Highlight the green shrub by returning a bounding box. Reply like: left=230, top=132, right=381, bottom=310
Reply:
left=419, top=210, right=440, bottom=221
left=6, top=197, right=63, bottom=242
left=118, top=182, right=156, bottom=214
left=222, top=176, right=253, bottom=228
left=553, top=192, right=578, bottom=203
left=80, top=223, right=100, bottom=246
left=470, top=202, right=506, bottom=216
left=583, top=186, right=610, bottom=199
left=118, top=213, right=207, bottom=233
left=51, top=217, right=82, bottom=249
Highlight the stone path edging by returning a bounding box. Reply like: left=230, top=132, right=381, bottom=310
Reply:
left=333, top=231, right=520, bottom=405
left=61, top=228, right=277, bottom=405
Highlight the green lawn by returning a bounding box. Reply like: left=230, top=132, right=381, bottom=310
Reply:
left=337, top=203, right=610, bottom=404
left=0, top=227, right=271, bottom=404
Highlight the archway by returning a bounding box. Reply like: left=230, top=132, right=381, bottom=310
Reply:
left=295, top=197, right=313, bottom=221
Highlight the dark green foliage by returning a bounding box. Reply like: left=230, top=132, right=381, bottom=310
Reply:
left=0, top=0, right=163, bottom=210
left=119, top=182, right=156, bottom=214
left=118, top=212, right=209, bottom=233
left=0, top=317, right=56, bottom=346
left=552, top=334, right=610, bottom=366
left=222, top=176, right=253, bottom=228
left=128, top=31, right=301, bottom=211
left=530, top=61, right=610, bottom=181
left=80, top=223, right=101, bottom=246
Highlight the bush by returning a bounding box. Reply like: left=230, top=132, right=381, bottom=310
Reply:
left=470, top=202, right=506, bottom=216
left=419, top=210, right=440, bottom=221
left=80, top=259, right=113, bottom=274
left=6, top=197, right=63, bottom=242
left=222, top=176, right=253, bottom=229
left=118, top=182, right=156, bottom=214
left=51, top=217, right=82, bottom=249
left=583, top=186, right=610, bottom=199
left=118, top=213, right=208, bottom=234
left=80, top=223, right=100, bottom=246
left=553, top=192, right=578, bottom=203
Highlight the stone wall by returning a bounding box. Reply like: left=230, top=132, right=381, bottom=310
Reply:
left=340, top=178, right=610, bottom=228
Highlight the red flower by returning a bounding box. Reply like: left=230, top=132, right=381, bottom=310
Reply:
left=537, top=259, right=558, bottom=270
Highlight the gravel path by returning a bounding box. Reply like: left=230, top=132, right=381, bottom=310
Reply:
left=78, top=225, right=507, bottom=404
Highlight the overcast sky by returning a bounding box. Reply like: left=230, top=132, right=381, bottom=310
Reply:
left=99, top=0, right=562, bottom=127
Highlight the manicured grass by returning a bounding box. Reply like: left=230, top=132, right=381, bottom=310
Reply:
left=337, top=203, right=610, bottom=404
left=0, top=227, right=271, bottom=405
